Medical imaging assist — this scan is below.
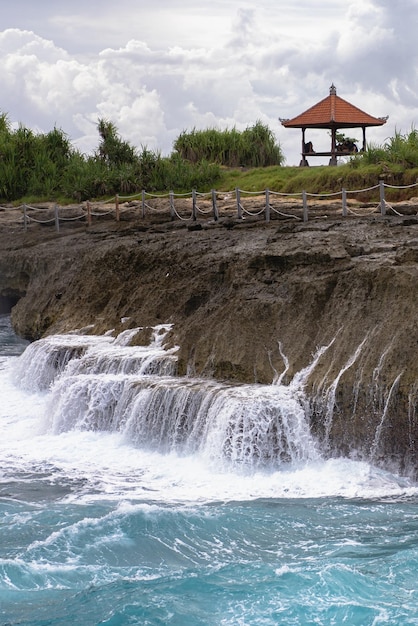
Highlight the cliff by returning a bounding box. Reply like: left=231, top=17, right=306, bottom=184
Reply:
left=1, top=200, right=417, bottom=476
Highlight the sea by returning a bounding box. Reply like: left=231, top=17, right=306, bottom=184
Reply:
left=0, top=312, right=417, bottom=626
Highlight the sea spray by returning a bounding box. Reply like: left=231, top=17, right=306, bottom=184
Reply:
left=11, top=324, right=413, bottom=470
left=11, top=325, right=319, bottom=469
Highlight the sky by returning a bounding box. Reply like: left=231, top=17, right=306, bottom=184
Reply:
left=1, top=0, right=418, bottom=166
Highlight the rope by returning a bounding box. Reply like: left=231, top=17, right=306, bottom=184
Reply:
left=25, top=216, right=56, bottom=224
left=242, top=205, right=265, bottom=216
left=306, top=190, right=342, bottom=198
left=172, top=206, right=193, bottom=221
left=345, top=184, right=380, bottom=194
left=170, top=191, right=192, bottom=198
left=384, top=202, right=404, bottom=216
left=270, top=206, right=302, bottom=220
left=101, top=196, right=117, bottom=204
left=384, top=181, right=418, bottom=190
left=269, top=190, right=303, bottom=198
left=346, top=205, right=379, bottom=217
left=90, top=208, right=114, bottom=217
left=196, top=204, right=213, bottom=215
left=142, top=191, right=171, bottom=199
left=117, top=192, right=142, bottom=201
left=57, top=214, right=86, bottom=222
left=237, top=189, right=265, bottom=196
left=143, top=202, right=162, bottom=213
left=2, top=205, right=23, bottom=212
left=23, top=204, right=50, bottom=212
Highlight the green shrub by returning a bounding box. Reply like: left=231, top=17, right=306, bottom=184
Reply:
left=173, top=121, right=284, bottom=167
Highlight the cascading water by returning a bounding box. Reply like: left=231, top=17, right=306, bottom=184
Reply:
left=13, top=325, right=320, bottom=469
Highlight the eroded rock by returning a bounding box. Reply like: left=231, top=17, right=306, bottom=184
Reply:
left=1, top=206, right=417, bottom=476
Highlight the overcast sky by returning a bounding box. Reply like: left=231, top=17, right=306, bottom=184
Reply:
left=1, top=0, right=417, bottom=166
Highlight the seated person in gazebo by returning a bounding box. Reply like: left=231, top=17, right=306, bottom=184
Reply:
left=304, top=141, right=315, bottom=153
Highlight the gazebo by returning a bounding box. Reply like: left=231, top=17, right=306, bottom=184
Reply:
left=280, top=84, right=388, bottom=166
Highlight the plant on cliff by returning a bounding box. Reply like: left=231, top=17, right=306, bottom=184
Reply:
left=173, top=121, right=285, bottom=167
left=352, top=128, right=418, bottom=168
left=0, top=117, right=75, bottom=200
left=96, top=119, right=138, bottom=167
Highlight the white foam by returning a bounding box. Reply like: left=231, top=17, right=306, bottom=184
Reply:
left=1, top=337, right=417, bottom=505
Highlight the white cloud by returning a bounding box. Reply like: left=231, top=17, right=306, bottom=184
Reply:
left=0, top=0, right=417, bottom=166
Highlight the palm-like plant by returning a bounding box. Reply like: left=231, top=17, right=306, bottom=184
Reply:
left=96, top=118, right=137, bottom=167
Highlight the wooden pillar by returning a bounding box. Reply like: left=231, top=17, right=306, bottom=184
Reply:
left=236, top=188, right=242, bottom=219
left=192, top=189, right=197, bottom=221
left=265, top=188, right=270, bottom=223
left=362, top=127, right=367, bottom=152
left=300, top=128, right=308, bottom=166
left=115, top=194, right=120, bottom=221
left=379, top=179, right=386, bottom=215
left=330, top=127, right=337, bottom=166
left=302, top=190, right=308, bottom=222
left=211, top=189, right=218, bottom=221
left=54, top=204, right=60, bottom=232
left=342, top=188, right=347, bottom=217
left=142, top=190, right=146, bottom=218
left=169, top=191, right=175, bottom=221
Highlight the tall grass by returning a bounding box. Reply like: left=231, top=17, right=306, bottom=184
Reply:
left=0, top=115, right=222, bottom=202
left=173, top=121, right=284, bottom=167
left=353, top=128, right=418, bottom=168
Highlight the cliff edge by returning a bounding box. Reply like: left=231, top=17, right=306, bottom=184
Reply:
left=1, top=200, right=417, bottom=476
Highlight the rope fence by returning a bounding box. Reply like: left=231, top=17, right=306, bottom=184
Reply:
left=4, top=180, right=418, bottom=232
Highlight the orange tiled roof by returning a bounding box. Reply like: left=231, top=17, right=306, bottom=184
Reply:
left=281, top=85, right=388, bottom=129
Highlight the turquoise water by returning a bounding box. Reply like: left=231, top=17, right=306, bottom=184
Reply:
left=0, top=314, right=417, bottom=625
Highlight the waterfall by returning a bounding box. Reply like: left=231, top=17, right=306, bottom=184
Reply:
left=13, top=326, right=320, bottom=469
left=370, top=372, right=403, bottom=461
left=321, top=335, right=369, bottom=448
left=13, top=324, right=178, bottom=392
left=13, top=322, right=414, bottom=471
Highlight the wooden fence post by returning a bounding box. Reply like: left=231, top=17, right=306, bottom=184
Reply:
left=23, top=204, right=28, bottom=231
left=115, top=194, right=120, bottom=221
left=236, top=188, right=242, bottom=219
left=379, top=179, right=386, bottom=215
left=211, top=189, right=219, bottom=221
left=302, top=190, right=308, bottom=222
left=54, top=204, right=60, bottom=232
left=265, top=188, right=270, bottom=223
left=86, top=201, right=92, bottom=226
left=141, top=190, right=146, bottom=218
left=169, top=191, right=175, bottom=221
left=192, top=189, right=197, bottom=221
left=342, top=188, right=347, bottom=217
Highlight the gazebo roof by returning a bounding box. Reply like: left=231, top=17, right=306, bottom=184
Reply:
left=281, top=84, right=388, bottom=129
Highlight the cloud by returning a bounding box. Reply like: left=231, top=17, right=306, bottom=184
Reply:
left=0, top=0, right=417, bottom=166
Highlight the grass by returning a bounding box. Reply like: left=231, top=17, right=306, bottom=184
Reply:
left=214, top=163, right=418, bottom=202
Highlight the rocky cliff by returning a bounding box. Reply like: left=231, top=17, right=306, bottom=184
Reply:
left=1, top=200, right=417, bottom=476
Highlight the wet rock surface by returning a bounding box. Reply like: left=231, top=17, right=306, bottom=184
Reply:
left=1, top=199, right=417, bottom=475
